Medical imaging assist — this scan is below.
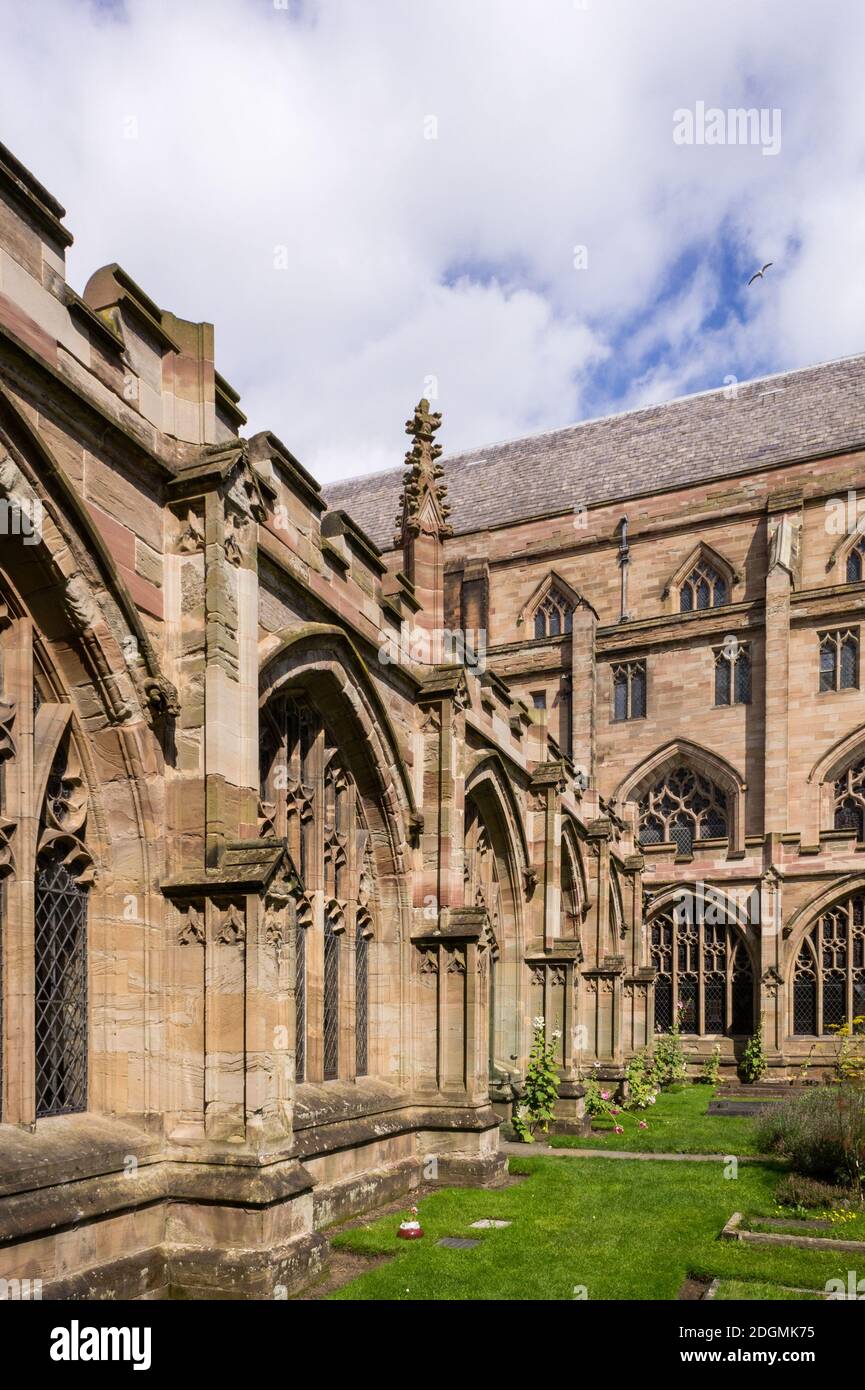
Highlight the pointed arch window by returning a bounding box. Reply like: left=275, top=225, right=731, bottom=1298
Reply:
left=612, top=661, right=646, bottom=721
left=833, top=758, right=865, bottom=840
left=464, top=802, right=506, bottom=1073
left=638, top=764, right=728, bottom=852
left=847, top=534, right=865, bottom=583
left=533, top=587, right=574, bottom=639
left=35, top=860, right=88, bottom=1117
left=792, top=894, right=865, bottom=1036
left=260, top=696, right=380, bottom=1083
left=34, top=737, right=93, bottom=1118
left=295, top=916, right=307, bottom=1084
left=819, top=629, right=859, bottom=693
left=650, top=893, right=753, bottom=1036
left=714, top=642, right=750, bottom=706
left=679, top=561, right=727, bottom=612
left=561, top=835, right=583, bottom=942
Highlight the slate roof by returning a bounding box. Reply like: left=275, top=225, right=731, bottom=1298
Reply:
left=324, top=354, right=865, bottom=551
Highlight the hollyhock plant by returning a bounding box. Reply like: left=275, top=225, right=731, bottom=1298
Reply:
left=511, top=1017, right=560, bottom=1142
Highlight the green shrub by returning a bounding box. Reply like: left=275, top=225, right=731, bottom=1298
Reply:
left=512, top=1017, right=560, bottom=1142
left=651, top=1026, right=687, bottom=1088
left=756, top=1085, right=865, bottom=1193
left=622, top=1050, right=658, bottom=1110
left=774, top=1172, right=857, bottom=1212
left=829, top=1017, right=865, bottom=1085
left=697, top=1043, right=721, bottom=1086
left=740, top=1024, right=768, bottom=1083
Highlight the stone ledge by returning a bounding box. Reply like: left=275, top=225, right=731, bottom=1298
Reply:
left=0, top=1114, right=161, bottom=1199
left=0, top=1154, right=317, bottom=1244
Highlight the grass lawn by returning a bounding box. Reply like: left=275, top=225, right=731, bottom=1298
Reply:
left=547, top=1083, right=762, bottom=1155
left=325, top=1154, right=854, bottom=1300
left=712, top=1279, right=824, bottom=1301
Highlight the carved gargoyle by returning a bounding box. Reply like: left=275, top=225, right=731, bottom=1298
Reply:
left=144, top=676, right=181, bottom=720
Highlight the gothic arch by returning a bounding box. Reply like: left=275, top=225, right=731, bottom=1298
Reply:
left=0, top=563, right=161, bottom=1127
left=259, top=624, right=416, bottom=859
left=517, top=571, right=596, bottom=638
left=259, top=625, right=415, bottom=1084
left=644, top=883, right=756, bottom=1036
left=808, top=724, right=865, bottom=841
left=826, top=516, right=865, bottom=580
left=661, top=540, right=740, bottom=614
left=784, top=877, right=865, bottom=1037
left=616, top=738, right=747, bottom=853
left=0, top=382, right=177, bottom=726
left=464, top=752, right=530, bottom=880
left=561, top=816, right=589, bottom=932
left=464, top=756, right=527, bottom=1075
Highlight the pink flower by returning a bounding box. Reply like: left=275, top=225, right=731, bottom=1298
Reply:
left=639, top=1120, right=648, bottom=1130
left=610, top=1107, right=620, bottom=1115
left=613, top=1125, right=624, bottom=1134
left=600, top=1091, right=611, bottom=1101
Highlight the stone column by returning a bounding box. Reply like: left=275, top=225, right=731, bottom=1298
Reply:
left=570, top=600, right=597, bottom=785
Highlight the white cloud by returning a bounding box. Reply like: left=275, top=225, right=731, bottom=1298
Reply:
left=1, top=0, right=863, bottom=482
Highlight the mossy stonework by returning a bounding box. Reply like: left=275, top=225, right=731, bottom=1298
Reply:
left=0, top=140, right=863, bottom=1298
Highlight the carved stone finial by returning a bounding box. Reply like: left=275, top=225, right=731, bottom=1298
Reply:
left=394, top=398, right=452, bottom=544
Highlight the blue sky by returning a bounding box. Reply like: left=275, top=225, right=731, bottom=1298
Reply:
left=1, top=0, right=864, bottom=481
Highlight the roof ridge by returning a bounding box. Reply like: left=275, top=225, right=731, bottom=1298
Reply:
left=327, top=349, right=865, bottom=492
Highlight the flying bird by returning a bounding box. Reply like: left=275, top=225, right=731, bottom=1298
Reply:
left=748, top=262, right=773, bottom=286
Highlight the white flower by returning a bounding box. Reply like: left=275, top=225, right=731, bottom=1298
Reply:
left=551, top=1029, right=562, bottom=1040
left=533, top=1015, right=545, bottom=1029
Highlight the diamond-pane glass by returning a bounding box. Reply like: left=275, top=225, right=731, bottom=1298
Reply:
left=323, top=916, right=339, bottom=1080
left=671, top=817, right=694, bottom=855
left=714, top=658, right=731, bottom=706
left=631, top=665, right=646, bottom=717
left=355, top=921, right=368, bottom=1077
left=679, top=974, right=698, bottom=1031
left=295, top=923, right=306, bottom=1084
left=793, top=975, right=817, bottom=1035
left=823, top=972, right=847, bottom=1028
left=704, top=974, right=725, bottom=1033
left=35, top=860, right=87, bottom=1118
left=654, top=974, right=673, bottom=1032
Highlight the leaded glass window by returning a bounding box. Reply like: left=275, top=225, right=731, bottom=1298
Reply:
left=355, top=919, right=369, bottom=1077
left=323, top=912, right=339, bottom=1080
left=638, top=764, right=729, bottom=850
left=714, top=641, right=750, bottom=706
left=35, top=859, right=88, bottom=1117
left=819, top=628, right=859, bottom=693
left=295, top=921, right=306, bottom=1084
left=792, top=894, right=865, bottom=1035
left=833, top=758, right=865, bottom=841
left=34, top=735, right=92, bottom=1119
left=650, top=894, right=753, bottom=1037
left=847, top=535, right=865, bottom=583
left=533, top=587, right=574, bottom=639
left=612, top=661, right=647, bottom=721
left=680, top=561, right=728, bottom=612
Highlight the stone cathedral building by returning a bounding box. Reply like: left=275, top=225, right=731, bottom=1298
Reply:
left=0, top=139, right=864, bottom=1299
